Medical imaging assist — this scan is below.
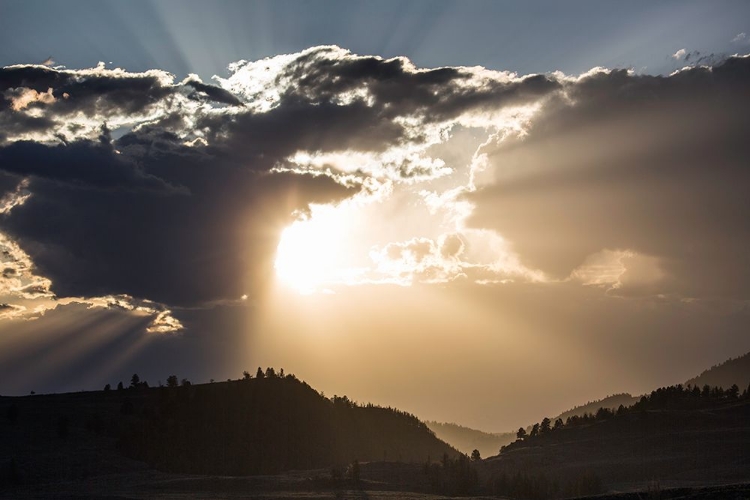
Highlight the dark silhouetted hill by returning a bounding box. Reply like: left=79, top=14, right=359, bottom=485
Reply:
left=685, top=351, right=750, bottom=391
left=0, top=373, right=459, bottom=486
left=117, top=375, right=459, bottom=474
left=425, top=421, right=515, bottom=458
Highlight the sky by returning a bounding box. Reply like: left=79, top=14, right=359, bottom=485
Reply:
left=1, top=0, right=750, bottom=431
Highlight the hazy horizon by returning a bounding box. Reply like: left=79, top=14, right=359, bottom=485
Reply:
left=1, top=0, right=750, bottom=433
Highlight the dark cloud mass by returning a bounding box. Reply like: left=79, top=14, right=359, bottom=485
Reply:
left=0, top=148, right=357, bottom=306
left=0, top=48, right=749, bottom=319
left=0, top=140, right=183, bottom=192
left=468, top=55, right=750, bottom=299
left=268, top=46, right=561, bottom=122
left=0, top=48, right=561, bottom=311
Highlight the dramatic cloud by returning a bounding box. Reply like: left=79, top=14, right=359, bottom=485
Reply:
left=1, top=47, right=749, bottom=339
left=369, top=230, right=536, bottom=286
left=467, top=55, right=750, bottom=299
left=0, top=47, right=565, bottom=317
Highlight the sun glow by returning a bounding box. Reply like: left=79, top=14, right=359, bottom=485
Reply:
left=274, top=205, right=352, bottom=293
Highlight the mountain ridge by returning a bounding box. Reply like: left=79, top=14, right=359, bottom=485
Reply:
left=685, top=351, right=750, bottom=390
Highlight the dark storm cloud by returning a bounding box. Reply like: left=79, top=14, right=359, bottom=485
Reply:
left=266, top=46, right=561, bottom=122
left=0, top=65, right=75, bottom=94
left=197, top=98, right=406, bottom=166
left=0, top=140, right=183, bottom=192
left=0, top=64, right=175, bottom=118
left=467, top=55, right=750, bottom=299
left=0, top=57, right=373, bottom=308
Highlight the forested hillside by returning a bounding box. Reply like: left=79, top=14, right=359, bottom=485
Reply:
left=1, top=371, right=459, bottom=483
left=118, top=374, right=459, bottom=474
left=483, top=383, right=750, bottom=497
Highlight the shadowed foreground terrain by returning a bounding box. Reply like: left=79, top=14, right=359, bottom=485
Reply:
left=1, top=372, right=749, bottom=499
left=480, top=386, right=750, bottom=498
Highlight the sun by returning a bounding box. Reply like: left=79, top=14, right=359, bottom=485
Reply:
left=274, top=205, right=347, bottom=293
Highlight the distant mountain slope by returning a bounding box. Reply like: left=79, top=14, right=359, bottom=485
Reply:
left=685, top=351, right=750, bottom=390
left=426, top=421, right=515, bottom=458
left=554, top=393, right=639, bottom=422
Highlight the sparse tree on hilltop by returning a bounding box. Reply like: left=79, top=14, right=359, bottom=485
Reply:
left=471, top=449, right=481, bottom=461
left=540, top=417, right=551, bottom=433
left=530, top=423, right=540, bottom=437
left=516, top=427, right=527, bottom=440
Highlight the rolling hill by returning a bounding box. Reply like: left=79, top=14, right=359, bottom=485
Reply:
left=425, top=421, right=515, bottom=458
